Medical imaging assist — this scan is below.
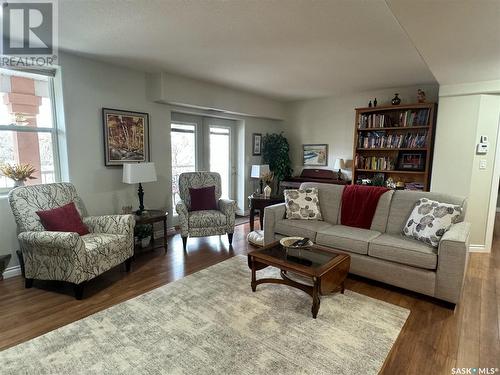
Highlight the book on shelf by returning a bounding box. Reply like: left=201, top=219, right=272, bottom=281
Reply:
left=357, top=108, right=430, bottom=129
left=355, top=154, right=395, bottom=171
left=405, top=182, right=425, bottom=191
left=357, top=131, right=427, bottom=149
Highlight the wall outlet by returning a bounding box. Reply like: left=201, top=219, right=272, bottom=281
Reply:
left=479, top=159, right=487, bottom=170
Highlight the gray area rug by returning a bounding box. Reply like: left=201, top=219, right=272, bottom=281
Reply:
left=0, top=256, right=409, bottom=374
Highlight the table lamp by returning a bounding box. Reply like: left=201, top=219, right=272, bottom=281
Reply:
left=122, top=162, right=157, bottom=215
left=250, top=164, right=270, bottom=194
left=333, top=158, right=345, bottom=180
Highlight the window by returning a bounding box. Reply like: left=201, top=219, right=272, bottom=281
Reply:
left=0, top=69, right=60, bottom=192
left=171, top=123, right=196, bottom=208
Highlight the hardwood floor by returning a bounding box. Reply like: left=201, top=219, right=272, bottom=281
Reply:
left=0, top=222, right=499, bottom=374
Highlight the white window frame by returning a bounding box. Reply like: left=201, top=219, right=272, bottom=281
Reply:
left=0, top=71, right=61, bottom=195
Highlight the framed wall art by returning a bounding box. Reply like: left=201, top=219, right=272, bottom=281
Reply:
left=102, top=108, right=150, bottom=166
left=303, top=144, right=328, bottom=166
left=252, top=133, right=262, bottom=156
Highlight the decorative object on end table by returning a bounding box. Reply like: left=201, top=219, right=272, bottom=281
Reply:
left=122, top=162, right=157, bottom=215
left=368, top=100, right=372, bottom=108
left=333, top=158, right=345, bottom=180
left=102, top=108, right=150, bottom=166
left=252, top=133, right=262, bottom=156
left=262, top=171, right=273, bottom=198
left=374, top=98, right=378, bottom=107
left=417, top=89, right=426, bottom=103
left=0, top=163, right=36, bottom=187
left=0, top=254, right=11, bottom=280
left=391, top=93, right=401, bottom=105
left=262, top=132, right=293, bottom=185
left=303, top=144, right=328, bottom=166
left=250, top=164, right=270, bottom=194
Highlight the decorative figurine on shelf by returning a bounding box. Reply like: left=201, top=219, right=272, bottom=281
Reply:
left=374, top=98, right=378, bottom=107
left=385, top=177, right=396, bottom=190
left=417, top=89, right=426, bottom=103
left=391, top=93, right=401, bottom=105
left=368, top=100, right=372, bottom=108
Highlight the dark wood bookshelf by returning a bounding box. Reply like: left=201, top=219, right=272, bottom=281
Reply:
left=352, top=103, right=437, bottom=191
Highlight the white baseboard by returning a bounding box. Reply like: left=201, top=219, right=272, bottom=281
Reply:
left=496, top=207, right=500, bottom=213
left=236, top=209, right=249, bottom=216
left=2, top=265, right=21, bottom=279
left=469, top=244, right=490, bottom=253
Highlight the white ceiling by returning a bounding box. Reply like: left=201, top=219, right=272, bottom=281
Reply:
left=57, top=0, right=499, bottom=101
left=59, top=0, right=437, bottom=101
left=387, top=0, right=500, bottom=86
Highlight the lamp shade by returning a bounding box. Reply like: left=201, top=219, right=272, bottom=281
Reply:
left=122, top=162, right=157, bottom=184
left=250, top=164, right=270, bottom=178
left=333, top=158, right=345, bottom=170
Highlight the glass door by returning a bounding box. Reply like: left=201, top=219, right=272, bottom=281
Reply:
left=171, top=123, right=196, bottom=208
left=209, top=126, right=231, bottom=199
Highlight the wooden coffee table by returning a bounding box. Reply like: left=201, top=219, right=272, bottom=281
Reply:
left=248, top=241, right=350, bottom=318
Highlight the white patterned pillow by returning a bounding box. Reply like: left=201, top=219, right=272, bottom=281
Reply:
left=284, top=188, right=322, bottom=220
left=402, top=198, right=462, bottom=247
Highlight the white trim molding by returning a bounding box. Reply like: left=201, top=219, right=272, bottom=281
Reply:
left=469, top=244, right=489, bottom=253
left=2, top=265, right=22, bottom=279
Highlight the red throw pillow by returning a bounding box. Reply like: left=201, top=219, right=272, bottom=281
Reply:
left=189, top=186, right=218, bottom=211
left=36, top=202, right=90, bottom=236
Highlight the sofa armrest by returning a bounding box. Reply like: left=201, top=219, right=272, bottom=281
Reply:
left=83, top=214, right=135, bottom=235
left=435, top=221, right=471, bottom=303
left=219, top=198, right=236, bottom=232
left=264, top=203, right=286, bottom=245
left=18, top=231, right=84, bottom=257
left=175, top=200, right=189, bottom=237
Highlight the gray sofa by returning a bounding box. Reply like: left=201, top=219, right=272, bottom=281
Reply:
left=264, top=182, right=470, bottom=304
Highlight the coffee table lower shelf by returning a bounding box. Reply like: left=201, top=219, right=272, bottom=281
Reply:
left=248, top=251, right=350, bottom=319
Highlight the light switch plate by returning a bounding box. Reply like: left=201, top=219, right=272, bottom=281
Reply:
left=479, top=159, right=487, bottom=170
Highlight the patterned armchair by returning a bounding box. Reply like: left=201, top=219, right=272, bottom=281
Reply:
left=8, top=183, right=135, bottom=299
left=176, top=172, right=236, bottom=250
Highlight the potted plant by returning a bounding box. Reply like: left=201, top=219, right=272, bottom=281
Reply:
left=0, top=163, right=37, bottom=187
left=135, top=224, right=153, bottom=248
left=262, top=132, right=293, bottom=192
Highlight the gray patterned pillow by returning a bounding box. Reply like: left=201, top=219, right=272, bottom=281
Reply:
left=402, top=198, right=462, bottom=247
left=284, top=188, right=322, bottom=220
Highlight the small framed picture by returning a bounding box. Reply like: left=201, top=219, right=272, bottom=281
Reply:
left=398, top=152, right=425, bottom=170
left=303, top=144, right=328, bottom=166
left=102, top=108, right=150, bottom=166
left=252, top=133, right=262, bottom=156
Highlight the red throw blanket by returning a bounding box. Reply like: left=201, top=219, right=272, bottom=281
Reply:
left=341, top=185, right=389, bottom=229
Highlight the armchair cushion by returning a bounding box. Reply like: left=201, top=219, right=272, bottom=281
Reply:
left=188, top=210, right=226, bottom=228
left=83, top=214, right=135, bottom=235
left=36, top=202, right=89, bottom=236
left=189, top=186, right=217, bottom=211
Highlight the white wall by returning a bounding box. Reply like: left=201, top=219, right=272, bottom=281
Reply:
left=284, top=84, right=439, bottom=178
left=0, top=52, right=283, bottom=270
left=432, top=93, right=500, bottom=250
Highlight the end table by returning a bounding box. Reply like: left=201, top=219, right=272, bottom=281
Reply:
left=248, top=195, right=284, bottom=231
left=134, top=210, right=168, bottom=253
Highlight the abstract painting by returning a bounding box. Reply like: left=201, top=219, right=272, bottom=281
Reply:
left=102, top=108, right=150, bottom=166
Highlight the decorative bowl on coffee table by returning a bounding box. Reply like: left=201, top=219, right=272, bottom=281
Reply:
left=280, top=236, right=314, bottom=249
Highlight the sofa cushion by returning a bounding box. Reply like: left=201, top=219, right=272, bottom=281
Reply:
left=274, top=219, right=331, bottom=241
left=284, top=188, right=322, bottom=220
left=386, top=190, right=466, bottom=235
left=316, top=225, right=381, bottom=255
left=370, top=190, right=394, bottom=232
left=403, top=198, right=463, bottom=247
left=368, top=234, right=437, bottom=270
left=300, top=182, right=344, bottom=224
left=189, top=210, right=226, bottom=228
